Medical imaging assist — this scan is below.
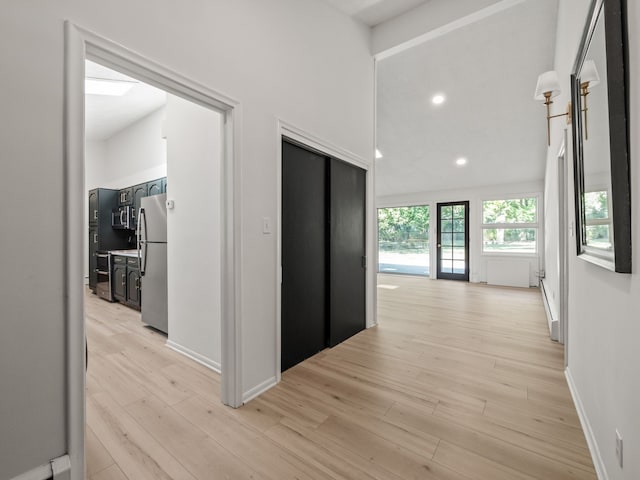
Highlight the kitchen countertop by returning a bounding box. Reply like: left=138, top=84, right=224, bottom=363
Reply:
left=109, top=249, right=139, bottom=258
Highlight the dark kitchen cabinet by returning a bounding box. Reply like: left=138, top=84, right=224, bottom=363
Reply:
left=132, top=183, right=148, bottom=227
left=88, top=188, right=130, bottom=292
left=147, top=178, right=163, bottom=196
left=112, top=255, right=141, bottom=310
left=112, top=257, right=127, bottom=303
left=88, top=190, right=98, bottom=225
left=118, top=187, right=133, bottom=206
left=89, top=188, right=119, bottom=227
left=88, top=227, right=98, bottom=289
left=126, top=267, right=141, bottom=309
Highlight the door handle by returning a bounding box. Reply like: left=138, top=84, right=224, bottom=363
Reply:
left=138, top=207, right=147, bottom=277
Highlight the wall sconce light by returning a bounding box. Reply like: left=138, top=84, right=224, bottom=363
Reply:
left=534, top=71, right=571, bottom=146
left=578, top=60, right=600, bottom=140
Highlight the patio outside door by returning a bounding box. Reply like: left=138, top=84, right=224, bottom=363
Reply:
left=437, top=201, right=469, bottom=281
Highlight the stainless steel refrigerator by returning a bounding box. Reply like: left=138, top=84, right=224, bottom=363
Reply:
left=138, top=193, right=168, bottom=333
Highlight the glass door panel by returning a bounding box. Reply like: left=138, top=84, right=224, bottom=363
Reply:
left=437, top=201, right=469, bottom=281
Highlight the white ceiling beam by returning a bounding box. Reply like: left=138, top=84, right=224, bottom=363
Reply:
left=373, top=0, right=526, bottom=59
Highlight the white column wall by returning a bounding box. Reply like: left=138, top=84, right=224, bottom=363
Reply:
left=166, top=94, right=222, bottom=370
left=547, top=1, right=640, bottom=479
left=0, top=1, right=373, bottom=477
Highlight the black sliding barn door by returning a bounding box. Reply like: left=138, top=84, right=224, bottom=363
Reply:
left=281, top=139, right=366, bottom=371
left=281, top=141, right=327, bottom=371
left=329, top=159, right=366, bottom=347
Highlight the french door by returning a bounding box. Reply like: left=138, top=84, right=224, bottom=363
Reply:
left=436, top=201, right=469, bottom=281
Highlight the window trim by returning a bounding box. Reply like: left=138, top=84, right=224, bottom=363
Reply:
left=583, top=187, right=613, bottom=253
left=481, top=195, right=540, bottom=256
left=376, top=204, right=431, bottom=276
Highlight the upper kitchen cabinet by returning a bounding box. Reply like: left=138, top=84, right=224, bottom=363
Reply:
left=132, top=183, right=148, bottom=226
left=89, top=188, right=119, bottom=228
left=147, top=178, right=163, bottom=196
left=88, top=189, right=98, bottom=225
left=118, top=187, right=133, bottom=206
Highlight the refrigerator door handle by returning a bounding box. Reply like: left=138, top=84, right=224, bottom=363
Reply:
left=138, top=207, right=147, bottom=277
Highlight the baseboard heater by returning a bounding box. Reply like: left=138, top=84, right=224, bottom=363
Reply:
left=9, top=455, right=71, bottom=480
left=540, top=279, right=559, bottom=341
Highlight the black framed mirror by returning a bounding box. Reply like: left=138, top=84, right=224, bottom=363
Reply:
left=571, top=0, right=631, bottom=273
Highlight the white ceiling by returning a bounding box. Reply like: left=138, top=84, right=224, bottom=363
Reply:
left=375, top=0, right=559, bottom=197
left=322, top=0, right=432, bottom=26
left=85, top=60, right=166, bottom=141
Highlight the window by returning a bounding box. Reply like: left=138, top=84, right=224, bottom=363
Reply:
left=378, top=205, right=430, bottom=276
left=584, top=190, right=612, bottom=250
left=482, top=197, right=538, bottom=254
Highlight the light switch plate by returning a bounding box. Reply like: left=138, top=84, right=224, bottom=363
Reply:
left=263, top=217, right=272, bottom=234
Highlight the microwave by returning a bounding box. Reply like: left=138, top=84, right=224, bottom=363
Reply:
left=112, top=205, right=133, bottom=230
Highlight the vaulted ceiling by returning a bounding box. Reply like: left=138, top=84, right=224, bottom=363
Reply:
left=374, top=0, right=559, bottom=197
left=324, top=0, right=560, bottom=198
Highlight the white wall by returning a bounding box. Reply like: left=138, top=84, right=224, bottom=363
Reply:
left=0, top=1, right=373, bottom=477
left=546, top=1, right=640, bottom=479
left=84, top=140, right=108, bottom=281
left=85, top=140, right=107, bottom=190
left=377, top=180, right=543, bottom=287
left=166, top=94, right=222, bottom=371
left=90, top=107, right=167, bottom=190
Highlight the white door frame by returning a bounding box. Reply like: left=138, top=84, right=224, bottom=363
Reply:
left=64, top=22, right=243, bottom=480
left=558, top=133, right=569, bottom=363
left=557, top=139, right=567, bottom=346
left=275, top=120, right=377, bottom=382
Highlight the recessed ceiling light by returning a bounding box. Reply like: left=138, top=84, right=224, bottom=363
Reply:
left=375, top=149, right=383, bottom=159
left=456, top=157, right=468, bottom=166
left=85, top=77, right=137, bottom=96
left=432, top=94, right=446, bottom=105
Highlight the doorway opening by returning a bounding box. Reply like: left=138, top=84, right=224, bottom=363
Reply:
left=65, top=23, right=242, bottom=476
left=436, top=201, right=470, bottom=281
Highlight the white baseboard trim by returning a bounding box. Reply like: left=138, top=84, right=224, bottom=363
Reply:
left=10, top=455, right=71, bottom=480
left=565, top=367, right=608, bottom=480
left=540, top=280, right=559, bottom=341
left=243, top=376, right=277, bottom=404
left=166, top=340, right=221, bottom=374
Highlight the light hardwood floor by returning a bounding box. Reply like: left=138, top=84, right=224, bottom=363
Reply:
left=86, top=275, right=596, bottom=479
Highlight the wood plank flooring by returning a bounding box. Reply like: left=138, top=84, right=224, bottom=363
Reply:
left=86, top=275, right=596, bottom=479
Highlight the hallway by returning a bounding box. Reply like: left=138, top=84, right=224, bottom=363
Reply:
left=85, top=276, right=595, bottom=479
